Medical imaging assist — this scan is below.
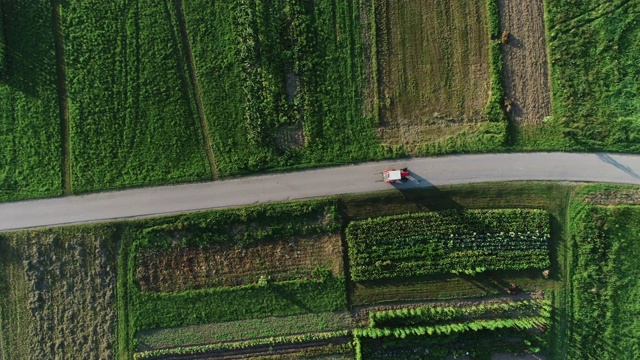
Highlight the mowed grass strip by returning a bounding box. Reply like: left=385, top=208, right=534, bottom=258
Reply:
left=62, top=0, right=210, bottom=193
left=546, top=0, right=640, bottom=151
left=372, top=0, right=492, bottom=152
left=0, top=225, right=119, bottom=360
left=0, top=1, right=63, bottom=202
left=136, top=311, right=354, bottom=351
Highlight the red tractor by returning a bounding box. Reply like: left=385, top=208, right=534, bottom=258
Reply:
left=383, top=168, right=410, bottom=183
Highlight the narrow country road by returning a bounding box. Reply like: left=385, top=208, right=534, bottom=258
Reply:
left=2, top=152, right=640, bottom=231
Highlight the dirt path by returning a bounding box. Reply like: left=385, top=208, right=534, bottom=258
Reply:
left=173, top=0, right=219, bottom=180
left=498, top=0, right=551, bottom=124
left=50, top=0, right=71, bottom=194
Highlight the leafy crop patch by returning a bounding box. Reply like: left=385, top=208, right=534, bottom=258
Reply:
left=346, top=209, right=551, bottom=282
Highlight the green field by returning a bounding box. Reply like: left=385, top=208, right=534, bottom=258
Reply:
left=0, top=1, right=63, bottom=202
left=567, top=197, right=640, bottom=359
left=61, top=0, right=210, bottom=193
left=541, top=0, right=640, bottom=151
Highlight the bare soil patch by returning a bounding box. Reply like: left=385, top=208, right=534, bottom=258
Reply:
left=583, top=188, right=640, bottom=205
left=136, top=233, right=343, bottom=292
left=273, top=124, right=304, bottom=150
left=0, top=227, right=118, bottom=360
left=369, top=0, right=490, bottom=152
left=499, top=0, right=551, bottom=124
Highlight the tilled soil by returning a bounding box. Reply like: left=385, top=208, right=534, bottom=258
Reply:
left=136, top=233, right=344, bottom=292
left=5, top=228, right=118, bottom=360
left=499, top=0, right=552, bottom=124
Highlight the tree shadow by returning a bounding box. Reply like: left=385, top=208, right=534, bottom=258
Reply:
left=597, top=152, right=640, bottom=179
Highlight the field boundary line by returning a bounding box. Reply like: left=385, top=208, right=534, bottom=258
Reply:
left=174, top=0, right=219, bottom=180
left=51, top=0, right=71, bottom=195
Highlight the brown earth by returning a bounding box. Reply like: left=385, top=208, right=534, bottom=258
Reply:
left=499, top=0, right=552, bottom=124
left=135, top=232, right=343, bottom=293
left=583, top=188, right=640, bottom=205
left=0, top=227, right=118, bottom=360
left=369, top=0, right=491, bottom=152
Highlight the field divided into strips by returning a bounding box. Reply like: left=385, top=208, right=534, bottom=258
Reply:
left=0, top=2, right=63, bottom=202
left=182, top=0, right=382, bottom=176
left=567, top=193, right=640, bottom=359
left=546, top=0, right=640, bottom=152
left=61, top=0, right=210, bottom=193
left=370, top=0, right=506, bottom=154
left=0, top=226, right=118, bottom=360
left=121, top=200, right=348, bottom=356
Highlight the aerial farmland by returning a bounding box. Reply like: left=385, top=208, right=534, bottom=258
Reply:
left=1, top=0, right=639, bottom=359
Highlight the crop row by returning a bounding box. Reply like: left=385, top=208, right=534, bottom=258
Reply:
left=369, top=299, right=551, bottom=328
left=347, top=210, right=551, bottom=281
left=133, top=330, right=349, bottom=359
left=355, top=316, right=548, bottom=340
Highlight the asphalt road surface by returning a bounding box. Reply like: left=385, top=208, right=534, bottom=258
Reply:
left=3, top=152, right=640, bottom=231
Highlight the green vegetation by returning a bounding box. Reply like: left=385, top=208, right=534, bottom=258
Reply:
left=347, top=209, right=550, bottom=281
left=355, top=299, right=550, bottom=360
left=137, top=311, right=353, bottom=350
left=0, top=1, right=63, bottom=202
left=546, top=0, right=640, bottom=151
left=369, top=299, right=549, bottom=328
left=568, top=198, right=640, bottom=359
left=182, top=0, right=381, bottom=176
left=62, top=0, right=210, bottom=193
left=133, top=331, right=350, bottom=360
left=0, top=3, right=5, bottom=75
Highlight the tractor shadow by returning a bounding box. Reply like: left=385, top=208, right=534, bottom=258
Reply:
left=389, top=170, right=464, bottom=211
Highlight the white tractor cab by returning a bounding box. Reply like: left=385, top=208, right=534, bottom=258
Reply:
left=383, top=168, right=410, bottom=183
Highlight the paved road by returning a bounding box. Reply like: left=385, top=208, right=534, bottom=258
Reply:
left=2, top=152, right=640, bottom=231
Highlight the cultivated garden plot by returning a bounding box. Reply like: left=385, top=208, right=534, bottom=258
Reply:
left=135, top=232, right=343, bottom=292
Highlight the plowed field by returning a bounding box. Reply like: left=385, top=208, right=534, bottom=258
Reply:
left=499, top=0, right=551, bottom=124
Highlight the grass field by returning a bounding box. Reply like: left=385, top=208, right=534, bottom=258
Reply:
left=137, top=311, right=353, bottom=351
left=0, top=1, right=63, bottom=202
left=0, top=226, right=118, bottom=360
left=567, top=196, right=640, bottom=359
left=62, top=0, right=210, bottom=193
left=544, top=0, right=640, bottom=152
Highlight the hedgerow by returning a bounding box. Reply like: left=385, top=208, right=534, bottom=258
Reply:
left=346, top=209, right=550, bottom=281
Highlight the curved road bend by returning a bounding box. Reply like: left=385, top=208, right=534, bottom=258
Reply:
left=2, top=152, right=640, bottom=231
